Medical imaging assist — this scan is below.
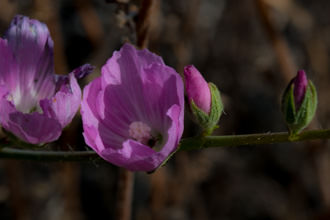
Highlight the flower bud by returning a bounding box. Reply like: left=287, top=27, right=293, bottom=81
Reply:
left=281, top=70, right=317, bottom=136
left=184, top=65, right=223, bottom=135
left=184, top=65, right=211, bottom=114
left=293, top=70, right=308, bottom=109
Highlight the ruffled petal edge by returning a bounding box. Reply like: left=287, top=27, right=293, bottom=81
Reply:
left=0, top=97, right=62, bottom=144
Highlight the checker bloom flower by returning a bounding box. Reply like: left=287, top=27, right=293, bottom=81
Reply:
left=0, top=15, right=93, bottom=144
left=81, top=43, right=184, bottom=172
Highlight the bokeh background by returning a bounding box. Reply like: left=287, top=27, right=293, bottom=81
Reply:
left=0, top=0, right=330, bottom=219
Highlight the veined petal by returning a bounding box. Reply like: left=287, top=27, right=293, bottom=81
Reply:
left=0, top=38, right=18, bottom=91
left=81, top=77, right=102, bottom=126
left=100, top=139, right=157, bottom=171
left=0, top=98, right=62, bottom=144
left=0, top=85, right=9, bottom=99
left=5, top=15, right=52, bottom=67
left=100, top=43, right=182, bottom=126
left=100, top=44, right=164, bottom=86
left=82, top=76, right=128, bottom=151
left=141, top=63, right=184, bottom=133
left=101, top=44, right=145, bottom=118
left=40, top=73, right=81, bottom=127
left=4, top=15, right=55, bottom=113
left=158, top=104, right=183, bottom=158
left=81, top=77, right=107, bottom=152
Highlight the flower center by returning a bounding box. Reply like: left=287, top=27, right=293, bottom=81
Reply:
left=128, top=121, right=152, bottom=145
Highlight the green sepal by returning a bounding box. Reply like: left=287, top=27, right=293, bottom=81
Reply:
left=282, top=80, right=317, bottom=137
left=149, top=137, right=207, bottom=174
left=281, top=82, right=296, bottom=124
left=148, top=146, right=179, bottom=174
left=190, top=83, right=223, bottom=136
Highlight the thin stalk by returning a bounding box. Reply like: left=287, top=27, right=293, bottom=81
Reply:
left=179, top=129, right=330, bottom=151
left=0, top=129, right=330, bottom=161
left=0, top=148, right=99, bottom=161
left=115, top=168, right=134, bottom=220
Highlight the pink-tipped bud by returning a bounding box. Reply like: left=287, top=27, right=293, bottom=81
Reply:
left=293, top=70, right=308, bottom=110
left=281, top=69, right=317, bottom=136
left=184, top=65, right=211, bottom=114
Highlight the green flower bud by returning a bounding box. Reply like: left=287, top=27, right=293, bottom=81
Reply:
left=281, top=70, right=317, bottom=137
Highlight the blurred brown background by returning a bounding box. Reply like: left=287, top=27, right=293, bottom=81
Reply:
left=1, top=0, right=330, bottom=219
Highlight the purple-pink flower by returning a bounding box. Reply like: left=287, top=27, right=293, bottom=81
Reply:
left=184, top=65, right=211, bottom=114
left=81, top=43, right=184, bottom=171
left=0, top=15, right=93, bottom=144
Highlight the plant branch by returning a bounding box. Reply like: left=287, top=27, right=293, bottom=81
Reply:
left=0, top=129, right=330, bottom=161
left=179, top=129, right=330, bottom=151
left=0, top=148, right=99, bottom=162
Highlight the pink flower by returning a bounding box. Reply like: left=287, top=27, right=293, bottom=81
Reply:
left=0, top=15, right=93, bottom=144
left=184, top=65, right=211, bottom=114
left=81, top=43, right=184, bottom=171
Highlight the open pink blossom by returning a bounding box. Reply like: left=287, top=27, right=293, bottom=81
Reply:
left=81, top=43, right=184, bottom=171
left=0, top=15, right=93, bottom=144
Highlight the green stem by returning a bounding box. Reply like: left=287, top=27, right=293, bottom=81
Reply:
left=179, top=129, right=330, bottom=151
left=0, top=148, right=100, bottom=162
left=0, top=129, right=330, bottom=161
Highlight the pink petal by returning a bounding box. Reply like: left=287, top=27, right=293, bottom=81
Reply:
left=0, top=38, right=18, bottom=91
left=40, top=73, right=81, bottom=127
left=100, top=139, right=157, bottom=171
left=4, top=15, right=55, bottom=112
left=0, top=98, right=62, bottom=144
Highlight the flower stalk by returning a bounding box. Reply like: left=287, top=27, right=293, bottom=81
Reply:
left=1, top=128, right=330, bottom=161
